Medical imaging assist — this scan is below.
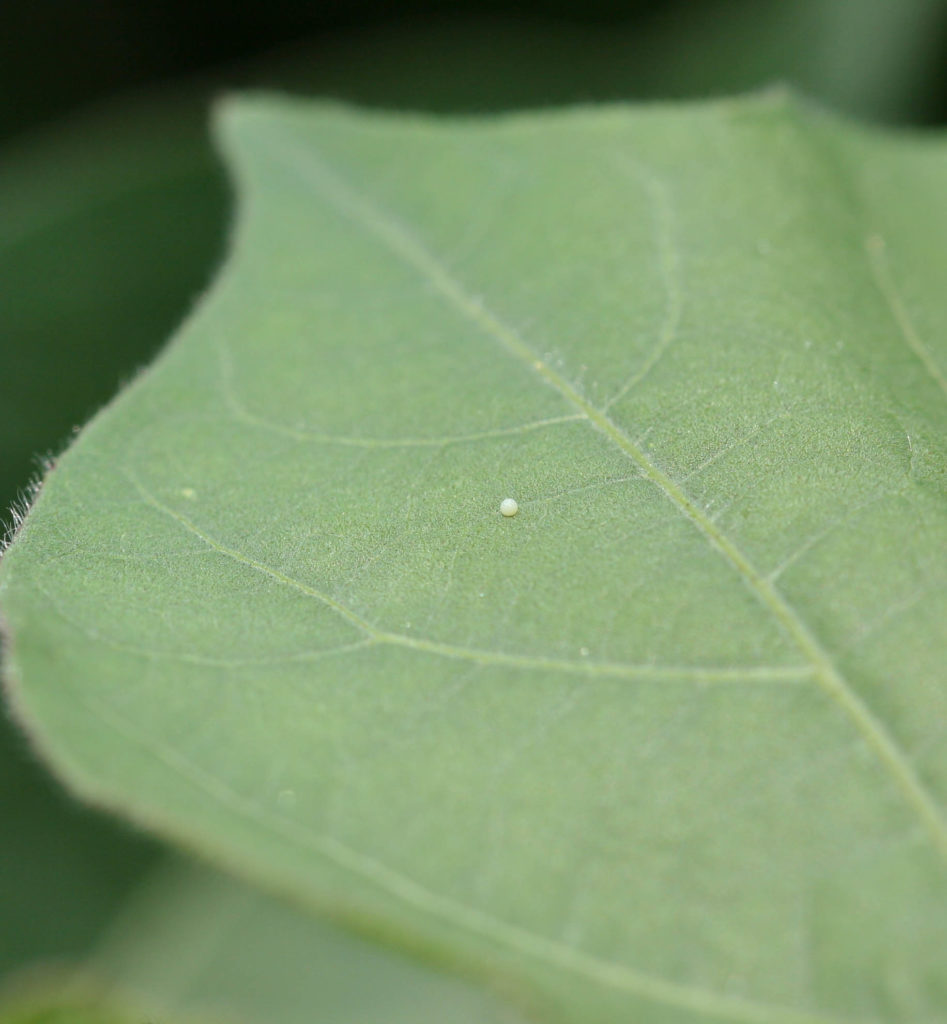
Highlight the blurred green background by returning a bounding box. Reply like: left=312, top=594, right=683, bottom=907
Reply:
left=2, top=0, right=947, bottom=1008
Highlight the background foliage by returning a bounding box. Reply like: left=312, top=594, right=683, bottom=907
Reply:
left=2, top=0, right=947, bottom=1016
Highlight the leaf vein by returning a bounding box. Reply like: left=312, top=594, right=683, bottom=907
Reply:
left=263, top=132, right=947, bottom=859
left=867, top=233, right=947, bottom=401
left=604, top=160, right=683, bottom=410
left=125, top=470, right=809, bottom=686
left=218, top=339, right=587, bottom=446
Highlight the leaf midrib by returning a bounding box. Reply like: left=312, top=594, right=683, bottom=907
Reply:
left=249, top=119, right=947, bottom=860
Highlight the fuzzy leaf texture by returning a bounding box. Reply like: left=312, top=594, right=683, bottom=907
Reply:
left=2, top=93, right=947, bottom=1024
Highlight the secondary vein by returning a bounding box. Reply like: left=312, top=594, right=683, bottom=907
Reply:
left=125, top=470, right=803, bottom=686
left=267, top=130, right=947, bottom=859
left=867, top=233, right=947, bottom=402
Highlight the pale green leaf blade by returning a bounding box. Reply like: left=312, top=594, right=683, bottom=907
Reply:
left=2, top=93, right=947, bottom=1023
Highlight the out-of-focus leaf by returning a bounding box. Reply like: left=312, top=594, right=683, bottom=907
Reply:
left=3, top=1, right=947, bottom=137
left=0, top=1006, right=132, bottom=1024
left=624, top=0, right=947, bottom=123
left=0, top=980, right=176, bottom=1024
left=0, top=96, right=227, bottom=977
left=267, top=2, right=947, bottom=122
left=95, top=858, right=532, bottom=1024
left=0, top=97, right=227, bottom=504
left=0, top=1004, right=140, bottom=1024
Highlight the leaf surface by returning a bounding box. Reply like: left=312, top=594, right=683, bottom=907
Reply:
left=2, top=93, right=947, bottom=1023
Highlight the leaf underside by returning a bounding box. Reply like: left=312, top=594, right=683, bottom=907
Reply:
left=2, top=92, right=947, bottom=1023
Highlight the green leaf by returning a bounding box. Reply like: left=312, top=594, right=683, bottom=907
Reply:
left=0, top=1004, right=136, bottom=1024
left=93, top=857, right=531, bottom=1024
left=3, top=92, right=947, bottom=1023
left=0, top=983, right=179, bottom=1024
